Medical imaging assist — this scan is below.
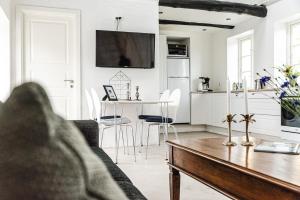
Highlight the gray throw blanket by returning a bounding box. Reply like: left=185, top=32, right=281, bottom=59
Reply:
left=0, top=82, right=128, bottom=200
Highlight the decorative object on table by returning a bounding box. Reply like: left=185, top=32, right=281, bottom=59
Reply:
left=223, top=78, right=237, bottom=146
left=223, top=114, right=237, bottom=146
left=254, top=141, right=300, bottom=155
left=257, top=65, right=300, bottom=117
left=109, top=71, right=131, bottom=100
left=240, top=114, right=256, bottom=146
left=103, top=85, right=118, bottom=101
left=126, top=82, right=131, bottom=100
left=240, top=78, right=256, bottom=146
left=135, top=86, right=140, bottom=101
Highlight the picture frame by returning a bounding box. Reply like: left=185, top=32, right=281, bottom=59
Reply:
left=103, top=85, right=118, bottom=101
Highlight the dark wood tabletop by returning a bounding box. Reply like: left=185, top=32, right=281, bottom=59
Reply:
left=167, top=137, right=300, bottom=200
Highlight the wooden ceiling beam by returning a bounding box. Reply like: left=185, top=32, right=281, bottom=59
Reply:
left=159, top=0, right=268, bottom=17
left=159, top=19, right=234, bottom=29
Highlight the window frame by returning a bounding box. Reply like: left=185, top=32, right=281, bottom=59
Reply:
left=238, top=34, right=254, bottom=88
left=288, top=19, right=300, bottom=67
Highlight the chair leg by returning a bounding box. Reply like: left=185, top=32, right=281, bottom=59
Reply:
left=126, top=125, right=129, bottom=155
left=100, top=127, right=105, bottom=148
left=120, top=126, right=126, bottom=154
left=171, top=125, right=179, bottom=140
left=146, top=124, right=151, bottom=160
left=158, top=125, right=161, bottom=146
left=163, top=126, right=166, bottom=143
left=116, top=126, right=121, bottom=164
left=136, top=121, right=142, bottom=153
left=141, top=121, right=144, bottom=147
left=130, top=125, right=136, bottom=162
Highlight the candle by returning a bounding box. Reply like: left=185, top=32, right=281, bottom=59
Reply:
left=227, top=78, right=231, bottom=114
left=243, top=78, right=249, bottom=114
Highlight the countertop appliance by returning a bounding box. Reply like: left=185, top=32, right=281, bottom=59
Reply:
left=167, top=58, right=190, bottom=124
left=168, top=44, right=188, bottom=57
left=198, top=77, right=212, bottom=92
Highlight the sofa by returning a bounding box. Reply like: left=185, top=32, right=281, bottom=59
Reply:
left=72, top=120, right=147, bottom=200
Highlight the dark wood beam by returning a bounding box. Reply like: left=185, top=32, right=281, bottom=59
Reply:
left=159, top=0, right=267, bottom=17
left=159, top=19, right=234, bottom=29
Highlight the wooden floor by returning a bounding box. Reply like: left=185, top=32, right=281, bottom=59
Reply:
left=104, top=132, right=230, bottom=200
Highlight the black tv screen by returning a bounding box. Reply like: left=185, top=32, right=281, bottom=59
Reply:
left=96, top=30, right=155, bottom=68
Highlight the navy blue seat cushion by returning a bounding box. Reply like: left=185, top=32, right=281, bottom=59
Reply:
left=138, top=115, right=161, bottom=120
left=145, top=116, right=173, bottom=123
left=100, top=115, right=121, bottom=120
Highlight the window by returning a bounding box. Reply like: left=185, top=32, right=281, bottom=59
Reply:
left=289, top=21, right=300, bottom=68
left=238, top=36, right=253, bottom=88
left=227, top=30, right=253, bottom=88
left=0, top=6, right=10, bottom=101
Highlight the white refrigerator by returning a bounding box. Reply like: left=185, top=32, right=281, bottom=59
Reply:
left=167, top=58, right=191, bottom=124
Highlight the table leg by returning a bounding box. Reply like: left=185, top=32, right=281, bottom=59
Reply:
left=169, top=167, right=180, bottom=200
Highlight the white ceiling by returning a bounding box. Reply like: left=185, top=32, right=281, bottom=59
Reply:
left=159, top=0, right=282, bottom=32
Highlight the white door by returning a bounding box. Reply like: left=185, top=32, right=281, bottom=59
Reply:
left=17, top=6, right=81, bottom=119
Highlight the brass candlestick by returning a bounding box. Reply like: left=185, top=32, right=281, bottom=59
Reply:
left=222, top=114, right=237, bottom=146
left=240, top=114, right=256, bottom=146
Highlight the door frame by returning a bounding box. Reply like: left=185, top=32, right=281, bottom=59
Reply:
left=16, top=5, right=82, bottom=119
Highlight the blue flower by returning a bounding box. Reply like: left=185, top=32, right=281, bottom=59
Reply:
left=290, top=75, right=298, bottom=80
left=279, top=91, right=287, bottom=99
left=281, top=81, right=290, bottom=88
left=292, top=100, right=300, bottom=107
left=260, top=76, right=271, bottom=86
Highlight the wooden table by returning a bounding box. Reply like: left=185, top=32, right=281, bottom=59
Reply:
left=167, top=137, right=300, bottom=200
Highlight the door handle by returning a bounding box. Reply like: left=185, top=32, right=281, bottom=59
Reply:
left=64, top=80, right=74, bottom=83
left=64, top=80, right=74, bottom=88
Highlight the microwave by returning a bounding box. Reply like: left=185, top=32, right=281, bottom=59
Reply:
left=168, top=44, right=188, bottom=57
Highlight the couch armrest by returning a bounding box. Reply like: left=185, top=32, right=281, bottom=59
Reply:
left=72, top=120, right=99, bottom=147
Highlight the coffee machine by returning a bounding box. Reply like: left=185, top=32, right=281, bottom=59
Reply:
left=198, top=77, right=212, bottom=92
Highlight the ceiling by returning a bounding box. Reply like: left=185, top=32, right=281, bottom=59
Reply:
left=159, top=0, right=281, bottom=32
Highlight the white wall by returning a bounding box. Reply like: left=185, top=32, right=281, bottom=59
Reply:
left=211, top=0, right=300, bottom=91
left=11, top=0, right=160, bottom=147
left=0, top=0, right=10, bottom=101
left=159, top=29, right=212, bottom=92
left=0, top=0, right=10, bottom=17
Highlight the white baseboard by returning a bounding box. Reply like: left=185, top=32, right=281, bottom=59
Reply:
left=206, top=125, right=284, bottom=141
left=206, top=125, right=244, bottom=137
left=163, top=124, right=206, bottom=133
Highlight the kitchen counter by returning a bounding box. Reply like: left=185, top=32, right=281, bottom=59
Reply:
left=191, top=88, right=276, bottom=94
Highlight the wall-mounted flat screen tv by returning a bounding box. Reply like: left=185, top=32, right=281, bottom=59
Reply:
left=96, top=30, right=155, bottom=68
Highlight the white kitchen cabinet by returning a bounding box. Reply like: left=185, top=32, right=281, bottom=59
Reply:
left=208, top=93, right=227, bottom=128
left=190, top=91, right=281, bottom=137
left=231, top=91, right=280, bottom=136
left=249, top=115, right=281, bottom=136
left=191, top=93, right=209, bottom=125
left=231, top=93, right=244, bottom=132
